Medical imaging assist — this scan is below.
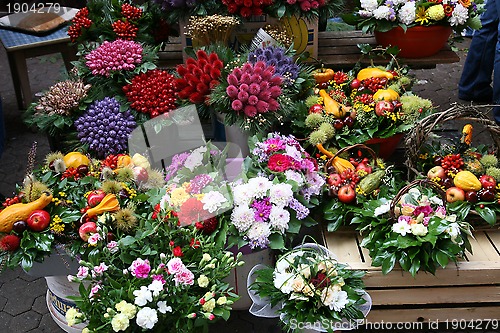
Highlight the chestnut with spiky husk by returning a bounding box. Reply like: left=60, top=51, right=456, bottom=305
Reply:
left=53, top=159, right=66, bottom=173
left=115, top=167, right=135, bottom=183
left=101, top=180, right=122, bottom=194
left=113, top=208, right=138, bottom=232
left=34, top=79, right=91, bottom=116
left=22, top=181, right=50, bottom=202
left=486, top=166, right=500, bottom=182
left=480, top=154, right=498, bottom=168
left=139, top=169, right=165, bottom=190
left=45, top=152, right=64, bottom=167
left=101, top=167, right=115, bottom=181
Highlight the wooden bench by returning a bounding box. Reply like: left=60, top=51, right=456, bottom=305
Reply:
left=323, top=227, right=500, bottom=322
left=158, top=30, right=460, bottom=70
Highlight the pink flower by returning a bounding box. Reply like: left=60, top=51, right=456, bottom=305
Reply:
left=129, top=258, right=151, bottom=278
left=85, top=39, right=143, bottom=77
left=413, top=205, right=433, bottom=217
left=107, top=241, right=119, bottom=253
left=268, top=154, right=292, bottom=172
left=167, top=257, right=185, bottom=274
left=77, top=266, right=89, bottom=280
left=152, top=274, right=166, bottom=284
left=92, top=263, right=109, bottom=277
left=88, top=233, right=101, bottom=245
left=89, top=284, right=101, bottom=298
left=209, top=314, right=215, bottom=320
left=174, top=268, right=195, bottom=286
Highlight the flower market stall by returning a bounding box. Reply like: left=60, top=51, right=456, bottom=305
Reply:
left=1, top=0, right=500, bottom=332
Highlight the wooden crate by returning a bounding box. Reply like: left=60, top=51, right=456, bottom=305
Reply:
left=323, top=228, right=500, bottom=322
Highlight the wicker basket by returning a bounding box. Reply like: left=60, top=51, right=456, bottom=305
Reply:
left=405, top=103, right=500, bottom=179
left=324, top=143, right=378, bottom=175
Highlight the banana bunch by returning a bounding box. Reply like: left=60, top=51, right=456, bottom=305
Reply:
left=280, top=15, right=310, bottom=54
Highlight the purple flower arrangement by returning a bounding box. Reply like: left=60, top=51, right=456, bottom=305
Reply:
left=248, top=46, right=300, bottom=87
left=74, top=97, right=136, bottom=157
left=226, top=61, right=283, bottom=117
left=85, top=39, right=143, bottom=77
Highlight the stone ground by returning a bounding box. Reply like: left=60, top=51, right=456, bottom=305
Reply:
left=0, top=37, right=498, bottom=332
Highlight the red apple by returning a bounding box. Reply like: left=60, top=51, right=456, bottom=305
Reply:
left=427, top=166, right=446, bottom=180
left=87, top=190, right=106, bottom=207
left=356, top=162, right=372, bottom=174
left=478, top=188, right=496, bottom=202
left=350, top=79, right=361, bottom=89
left=327, top=173, right=343, bottom=187
left=309, top=104, right=323, bottom=114
left=27, top=210, right=51, bottom=232
left=337, top=185, right=356, bottom=204
left=133, top=166, right=149, bottom=184
left=465, top=191, right=478, bottom=203
left=79, top=222, right=97, bottom=242
left=446, top=187, right=465, bottom=203
left=479, top=175, right=496, bottom=189
left=375, top=101, right=394, bottom=116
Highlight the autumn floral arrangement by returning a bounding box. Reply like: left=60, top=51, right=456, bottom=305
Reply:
left=301, top=65, right=434, bottom=148
left=227, top=133, right=324, bottom=250
left=343, top=0, right=484, bottom=34
left=416, top=124, right=500, bottom=226
left=210, top=44, right=313, bottom=135
left=249, top=243, right=370, bottom=332
left=0, top=149, right=164, bottom=272
left=353, top=180, right=472, bottom=276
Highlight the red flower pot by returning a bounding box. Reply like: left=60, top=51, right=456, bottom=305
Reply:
left=364, top=133, right=404, bottom=159
left=374, top=25, right=452, bottom=58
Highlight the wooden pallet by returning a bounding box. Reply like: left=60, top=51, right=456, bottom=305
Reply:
left=323, top=228, right=500, bottom=322
left=157, top=31, right=460, bottom=70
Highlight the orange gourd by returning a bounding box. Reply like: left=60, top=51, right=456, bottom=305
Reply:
left=0, top=192, right=53, bottom=233
left=85, top=194, right=120, bottom=218
left=319, top=90, right=346, bottom=118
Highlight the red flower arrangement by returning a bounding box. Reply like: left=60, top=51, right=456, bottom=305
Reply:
left=175, top=50, right=224, bottom=104
left=112, top=20, right=139, bottom=40
left=222, top=0, right=274, bottom=17
left=121, top=3, right=143, bottom=20
left=177, top=197, right=208, bottom=226
left=67, top=7, right=92, bottom=42
left=268, top=154, right=292, bottom=172
left=226, top=61, right=282, bottom=117
left=123, top=69, right=178, bottom=118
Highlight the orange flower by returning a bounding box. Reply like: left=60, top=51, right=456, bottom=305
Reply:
left=459, top=0, right=471, bottom=8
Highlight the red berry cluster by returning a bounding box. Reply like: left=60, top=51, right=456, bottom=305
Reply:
left=112, top=20, right=139, bottom=40
left=123, top=69, right=178, bottom=118
left=222, top=0, right=273, bottom=17
left=441, top=154, right=464, bottom=173
left=354, top=93, right=374, bottom=105
left=101, top=154, right=119, bottom=170
left=121, top=3, right=142, bottom=20
left=333, top=71, right=349, bottom=84
left=175, top=50, right=223, bottom=104
left=340, top=168, right=360, bottom=185
left=67, top=7, right=92, bottom=42
left=61, top=167, right=82, bottom=180
left=2, top=194, right=22, bottom=208
left=360, top=77, right=388, bottom=93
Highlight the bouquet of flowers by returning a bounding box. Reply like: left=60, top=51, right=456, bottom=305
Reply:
left=227, top=133, right=324, bottom=250
left=65, top=211, right=242, bottom=332
left=249, top=243, right=370, bottom=332
left=266, top=0, right=343, bottom=21
left=210, top=44, right=313, bottom=135
left=0, top=149, right=164, bottom=272
left=354, top=180, right=472, bottom=276
left=301, top=65, right=434, bottom=148
left=343, top=0, right=484, bottom=34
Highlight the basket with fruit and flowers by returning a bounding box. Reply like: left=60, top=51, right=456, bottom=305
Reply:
left=320, top=144, right=398, bottom=232
left=299, top=65, right=435, bottom=159
left=405, top=103, right=500, bottom=226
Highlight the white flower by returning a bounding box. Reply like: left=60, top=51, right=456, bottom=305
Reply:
left=157, top=301, right=172, bottom=314
left=107, top=241, right=119, bottom=254
left=446, top=222, right=460, bottom=238
left=231, top=205, right=255, bottom=232
left=449, top=3, right=469, bottom=26
left=407, top=188, right=421, bottom=200
left=136, top=307, right=158, bottom=330
left=374, top=203, right=390, bottom=216
left=429, top=195, right=443, bottom=206
left=201, top=191, right=227, bottom=213
left=232, top=183, right=254, bottom=206
left=276, top=258, right=290, bottom=273
left=273, top=271, right=295, bottom=294
left=398, top=1, right=416, bottom=25
left=392, top=220, right=412, bottom=236
left=411, top=223, right=428, bottom=237
left=184, top=146, right=207, bottom=171
left=92, top=262, right=109, bottom=278
left=373, top=5, right=395, bottom=21
left=285, top=145, right=302, bottom=161
left=268, top=206, right=290, bottom=233
left=133, top=286, right=152, bottom=306
left=148, top=280, right=164, bottom=297
left=269, top=183, right=293, bottom=207
left=77, top=266, right=89, bottom=280
left=111, top=313, right=130, bottom=332
left=446, top=214, right=457, bottom=222
left=159, top=191, right=171, bottom=210
left=321, top=287, right=349, bottom=312
left=248, top=176, right=272, bottom=198
left=360, top=0, right=378, bottom=11
left=246, top=222, right=272, bottom=243
left=284, top=170, right=304, bottom=187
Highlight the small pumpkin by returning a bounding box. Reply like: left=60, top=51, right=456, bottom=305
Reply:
left=63, top=152, right=90, bottom=169
left=356, top=67, right=394, bottom=81
left=331, top=156, right=355, bottom=173
left=313, top=67, right=335, bottom=84
left=373, top=88, right=400, bottom=101
left=454, top=170, right=482, bottom=191
left=85, top=193, right=120, bottom=218
left=0, top=192, right=53, bottom=233
left=117, top=155, right=133, bottom=169
left=461, top=124, right=473, bottom=146
left=319, top=90, right=346, bottom=118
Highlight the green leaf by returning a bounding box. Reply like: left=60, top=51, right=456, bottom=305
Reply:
left=382, top=253, right=396, bottom=275
left=475, top=206, right=496, bottom=225
left=119, top=236, right=137, bottom=247
left=435, top=250, right=450, bottom=268
left=268, top=233, right=285, bottom=250
left=409, top=258, right=421, bottom=277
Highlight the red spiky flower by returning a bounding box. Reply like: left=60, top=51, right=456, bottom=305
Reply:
left=222, top=0, right=274, bottom=17
left=112, top=20, right=139, bottom=40
left=0, top=235, right=21, bottom=252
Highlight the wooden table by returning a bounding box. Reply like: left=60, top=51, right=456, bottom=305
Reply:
left=158, top=30, right=460, bottom=70
left=323, top=227, right=500, bottom=322
left=0, top=26, right=77, bottom=109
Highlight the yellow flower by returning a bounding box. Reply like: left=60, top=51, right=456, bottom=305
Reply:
left=197, top=275, right=209, bottom=288
left=115, top=300, right=137, bottom=319
left=415, top=6, right=429, bottom=25
left=426, top=5, right=445, bottom=22
left=50, top=215, right=65, bottom=233
left=65, top=307, right=82, bottom=327
left=131, top=153, right=150, bottom=169
left=170, top=187, right=190, bottom=206
left=216, top=296, right=227, bottom=305
left=111, top=313, right=130, bottom=332
left=202, top=298, right=216, bottom=313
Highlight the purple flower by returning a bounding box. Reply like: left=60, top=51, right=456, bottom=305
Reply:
left=414, top=205, right=433, bottom=217
left=165, top=152, right=190, bottom=181
left=288, top=198, right=309, bottom=220
left=252, top=197, right=272, bottom=222
left=190, top=174, right=213, bottom=194
left=248, top=46, right=300, bottom=87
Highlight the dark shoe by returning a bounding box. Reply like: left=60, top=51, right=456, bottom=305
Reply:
left=458, top=93, right=493, bottom=103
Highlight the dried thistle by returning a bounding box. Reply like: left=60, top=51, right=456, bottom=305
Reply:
left=186, top=15, right=240, bottom=46
left=25, top=142, right=37, bottom=176
left=263, top=24, right=293, bottom=48
left=35, top=79, right=91, bottom=116
left=101, top=180, right=122, bottom=194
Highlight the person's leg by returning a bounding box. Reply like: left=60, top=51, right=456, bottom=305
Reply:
left=459, top=0, right=499, bottom=101
left=492, top=0, right=500, bottom=124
